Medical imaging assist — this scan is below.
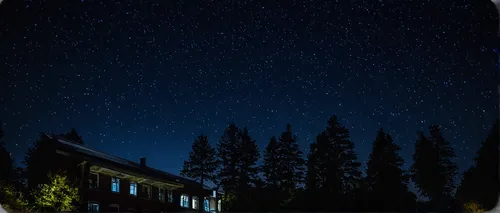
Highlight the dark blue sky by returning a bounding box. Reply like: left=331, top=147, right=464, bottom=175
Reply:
left=0, top=0, right=498, bottom=190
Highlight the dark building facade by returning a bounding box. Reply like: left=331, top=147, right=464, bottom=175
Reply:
left=53, top=136, right=223, bottom=213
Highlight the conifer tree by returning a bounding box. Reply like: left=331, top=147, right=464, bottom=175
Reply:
left=181, top=134, right=219, bottom=211
left=0, top=125, right=14, bottom=184
left=306, top=115, right=361, bottom=211
left=217, top=123, right=240, bottom=196
left=216, top=124, right=260, bottom=211
left=237, top=127, right=260, bottom=190
left=411, top=131, right=437, bottom=198
left=277, top=124, right=305, bottom=192
left=262, top=124, right=305, bottom=209
left=365, top=128, right=412, bottom=212
left=411, top=125, right=457, bottom=211
left=263, top=136, right=280, bottom=187
left=60, top=128, right=84, bottom=144
left=456, top=119, right=499, bottom=211
left=23, top=133, right=60, bottom=191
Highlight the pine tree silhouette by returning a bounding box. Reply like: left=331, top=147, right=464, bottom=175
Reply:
left=216, top=124, right=260, bottom=211
left=262, top=124, right=305, bottom=210
left=366, top=128, right=414, bottom=212
left=456, top=119, right=499, bottom=211
left=180, top=134, right=219, bottom=212
left=0, top=125, right=14, bottom=184
left=61, top=128, right=84, bottom=144
left=306, top=115, right=361, bottom=211
left=411, top=125, right=457, bottom=212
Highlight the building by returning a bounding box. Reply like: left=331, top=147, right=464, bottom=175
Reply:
left=53, top=136, right=223, bottom=213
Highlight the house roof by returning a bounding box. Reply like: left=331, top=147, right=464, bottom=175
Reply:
left=53, top=135, right=223, bottom=193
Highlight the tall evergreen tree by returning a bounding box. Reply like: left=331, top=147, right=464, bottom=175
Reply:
left=0, top=125, right=14, bottom=184
left=262, top=124, right=305, bottom=210
left=430, top=125, right=458, bottom=198
left=23, top=132, right=82, bottom=191
left=217, top=123, right=240, bottom=196
left=365, top=128, right=413, bottom=212
left=411, top=125, right=457, bottom=212
left=216, top=124, right=260, bottom=211
left=261, top=136, right=283, bottom=211
left=306, top=115, right=361, bottom=211
left=456, top=119, right=499, bottom=211
left=60, top=128, right=84, bottom=144
left=180, top=134, right=219, bottom=212
left=263, top=136, right=280, bottom=187
left=237, top=127, right=260, bottom=190
left=277, top=124, right=305, bottom=192
left=23, top=133, right=60, bottom=191
left=411, top=131, right=437, bottom=198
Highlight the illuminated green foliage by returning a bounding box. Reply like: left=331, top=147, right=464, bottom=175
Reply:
left=463, top=201, right=485, bottom=213
left=220, top=192, right=236, bottom=211
left=0, top=182, right=32, bottom=212
left=33, top=172, right=79, bottom=212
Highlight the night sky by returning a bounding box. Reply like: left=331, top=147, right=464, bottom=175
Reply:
left=0, top=0, right=498, bottom=190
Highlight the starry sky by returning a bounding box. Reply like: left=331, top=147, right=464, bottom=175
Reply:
left=0, top=0, right=498, bottom=189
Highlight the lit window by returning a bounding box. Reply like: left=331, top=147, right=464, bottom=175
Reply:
left=180, top=194, right=189, bottom=208
left=210, top=199, right=216, bottom=212
left=204, top=197, right=210, bottom=212
left=111, top=177, right=120, bottom=192
left=89, top=173, right=99, bottom=189
left=130, top=182, right=137, bottom=196
left=192, top=196, right=199, bottom=210
left=159, top=188, right=165, bottom=202
left=142, top=184, right=152, bottom=199
left=167, top=190, right=173, bottom=203
left=88, top=202, right=99, bottom=212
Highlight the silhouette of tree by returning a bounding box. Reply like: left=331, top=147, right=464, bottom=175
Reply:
left=263, top=136, right=280, bottom=187
left=0, top=125, right=14, bottom=184
left=180, top=134, right=219, bottom=212
left=305, top=115, right=361, bottom=211
left=365, top=128, right=413, bottom=212
left=217, top=123, right=240, bottom=203
left=411, top=131, right=436, bottom=197
left=236, top=127, right=261, bottom=210
left=277, top=124, right=305, bottom=193
left=261, top=136, right=281, bottom=211
left=60, top=128, right=84, bottom=144
left=456, top=119, right=499, bottom=211
left=262, top=124, right=305, bottom=210
left=216, top=124, right=260, bottom=211
left=23, top=134, right=62, bottom=192
left=411, top=125, right=457, bottom=212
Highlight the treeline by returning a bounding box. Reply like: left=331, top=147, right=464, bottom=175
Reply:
left=180, top=116, right=498, bottom=212
left=0, top=116, right=497, bottom=212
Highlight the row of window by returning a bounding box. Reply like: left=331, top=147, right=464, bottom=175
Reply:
left=89, top=172, right=173, bottom=202
left=180, top=194, right=221, bottom=212
left=88, top=172, right=221, bottom=212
